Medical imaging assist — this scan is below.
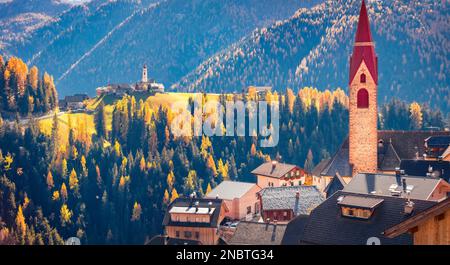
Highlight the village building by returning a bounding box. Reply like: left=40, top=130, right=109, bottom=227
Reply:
left=324, top=173, right=348, bottom=198
left=247, top=86, right=272, bottom=98
left=258, top=185, right=324, bottom=223
left=251, top=161, right=308, bottom=188
left=313, top=0, right=450, bottom=184
left=400, top=159, right=450, bottom=182
left=424, top=136, right=450, bottom=159
left=227, top=221, right=287, bottom=245
left=343, top=172, right=450, bottom=201
left=285, top=190, right=437, bottom=245
left=59, top=94, right=89, bottom=110
left=384, top=197, right=450, bottom=245
left=96, top=64, right=164, bottom=96
left=161, top=197, right=229, bottom=245
left=205, top=181, right=261, bottom=220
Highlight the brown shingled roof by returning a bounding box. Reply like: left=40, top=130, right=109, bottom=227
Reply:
left=251, top=162, right=298, bottom=179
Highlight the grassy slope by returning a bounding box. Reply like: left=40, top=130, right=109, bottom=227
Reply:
left=38, top=92, right=223, bottom=143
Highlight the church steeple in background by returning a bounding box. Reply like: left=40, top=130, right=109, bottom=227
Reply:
left=348, top=0, right=379, bottom=176
left=349, top=0, right=378, bottom=85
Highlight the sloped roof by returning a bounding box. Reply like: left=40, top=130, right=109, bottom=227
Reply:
left=378, top=131, right=450, bottom=160
left=378, top=141, right=401, bottom=171
left=425, top=136, right=450, bottom=148
left=442, top=146, right=450, bottom=159
left=228, top=222, right=287, bottom=245
left=343, top=173, right=444, bottom=201
left=259, top=186, right=324, bottom=215
left=338, top=195, right=384, bottom=209
left=298, top=191, right=437, bottom=245
left=384, top=197, right=450, bottom=238
left=281, top=215, right=310, bottom=245
left=400, top=159, right=450, bottom=182
left=251, top=162, right=298, bottom=179
left=324, top=173, right=347, bottom=196
left=163, top=197, right=225, bottom=228
left=205, top=181, right=259, bottom=200
left=321, top=131, right=450, bottom=176
left=312, top=158, right=331, bottom=177
left=321, top=139, right=352, bottom=177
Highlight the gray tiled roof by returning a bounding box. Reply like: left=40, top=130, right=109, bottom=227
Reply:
left=259, top=186, right=324, bottom=215
left=251, top=162, right=298, bottom=179
left=321, top=131, right=450, bottom=176
left=298, top=191, right=437, bottom=245
left=324, top=173, right=346, bottom=196
left=321, top=139, right=352, bottom=177
left=378, top=141, right=401, bottom=171
left=228, top=222, right=287, bottom=245
left=400, top=159, right=450, bottom=182
left=312, top=158, right=331, bottom=177
left=205, top=181, right=258, bottom=200
left=425, top=136, right=450, bottom=148
left=343, top=173, right=443, bottom=200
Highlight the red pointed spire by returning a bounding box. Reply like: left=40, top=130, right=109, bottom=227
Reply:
left=355, top=0, right=373, bottom=43
left=349, top=0, right=378, bottom=85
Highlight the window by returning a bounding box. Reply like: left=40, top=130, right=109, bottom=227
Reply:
left=175, top=231, right=180, bottom=238
left=195, top=232, right=200, bottom=239
left=348, top=209, right=354, bottom=216
left=247, top=206, right=252, bottom=215
left=184, top=231, right=192, bottom=238
left=360, top=73, right=366, bottom=83
left=357, top=89, right=369, bottom=108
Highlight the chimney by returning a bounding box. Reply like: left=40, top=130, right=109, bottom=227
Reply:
left=208, top=201, right=213, bottom=213
left=194, top=201, right=199, bottom=212
left=272, top=160, right=277, bottom=169
left=402, top=178, right=407, bottom=193
left=404, top=192, right=414, bottom=215
left=395, top=167, right=401, bottom=177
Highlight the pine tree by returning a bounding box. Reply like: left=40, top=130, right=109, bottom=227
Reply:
left=46, top=171, right=54, bottom=189
left=170, top=188, right=179, bottom=203
left=95, top=101, right=107, bottom=139
left=166, top=171, right=175, bottom=191
left=15, top=205, right=27, bottom=243
left=60, top=183, right=68, bottom=202
left=410, top=102, right=423, bottom=130
left=69, top=169, right=79, bottom=191
left=163, top=189, right=170, bottom=205
left=60, top=204, right=72, bottom=226
left=131, top=202, right=142, bottom=221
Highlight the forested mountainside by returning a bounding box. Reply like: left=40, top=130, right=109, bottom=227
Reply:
left=0, top=0, right=90, bottom=54
left=176, top=0, right=450, bottom=113
left=1, top=0, right=321, bottom=96
left=0, top=55, right=58, bottom=116
left=0, top=58, right=446, bottom=246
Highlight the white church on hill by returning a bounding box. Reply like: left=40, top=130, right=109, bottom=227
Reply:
left=96, top=64, right=165, bottom=96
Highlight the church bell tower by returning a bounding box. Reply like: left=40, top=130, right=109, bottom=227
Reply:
left=349, top=0, right=378, bottom=176
left=142, top=64, right=148, bottom=83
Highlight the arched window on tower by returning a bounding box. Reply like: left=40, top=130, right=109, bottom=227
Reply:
left=360, top=73, right=366, bottom=83
left=357, top=89, right=369, bottom=108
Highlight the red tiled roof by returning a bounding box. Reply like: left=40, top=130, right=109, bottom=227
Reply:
left=349, top=0, right=378, bottom=85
